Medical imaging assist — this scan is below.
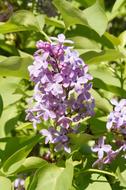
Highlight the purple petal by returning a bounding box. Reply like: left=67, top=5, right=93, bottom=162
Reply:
left=64, top=144, right=71, bottom=153
left=103, top=145, right=112, bottom=152
left=98, top=149, right=104, bottom=159
left=91, top=146, right=100, bottom=152
left=98, top=136, right=105, bottom=147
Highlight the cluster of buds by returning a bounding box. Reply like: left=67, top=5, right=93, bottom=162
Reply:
left=14, top=176, right=25, bottom=190
left=92, top=99, right=126, bottom=169
left=26, top=34, right=95, bottom=153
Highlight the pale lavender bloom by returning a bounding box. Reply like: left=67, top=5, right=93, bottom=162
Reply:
left=50, top=33, right=73, bottom=44
left=45, top=82, right=63, bottom=96
left=55, top=143, right=71, bottom=153
left=57, top=116, right=71, bottom=129
left=107, top=99, right=126, bottom=134
left=122, top=142, right=126, bottom=151
left=92, top=149, right=120, bottom=169
left=40, top=127, right=71, bottom=153
left=120, top=141, right=126, bottom=158
left=40, top=127, right=58, bottom=144
left=92, top=137, right=111, bottom=159
left=14, top=177, right=25, bottom=190
left=120, top=142, right=126, bottom=158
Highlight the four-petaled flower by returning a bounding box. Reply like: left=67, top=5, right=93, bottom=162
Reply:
left=92, top=136, right=112, bottom=159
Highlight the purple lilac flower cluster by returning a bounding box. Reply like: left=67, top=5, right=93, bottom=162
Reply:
left=26, top=34, right=95, bottom=153
left=92, top=99, right=126, bottom=169
left=107, top=99, right=126, bottom=157
left=91, top=136, right=119, bottom=169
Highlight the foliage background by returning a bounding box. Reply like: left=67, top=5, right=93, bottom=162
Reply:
left=0, top=0, right=126, bottom=189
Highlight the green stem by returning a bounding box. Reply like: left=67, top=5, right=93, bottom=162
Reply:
left=76, top=168, right=116, bottom=178
left=41, top=31, right=52, bottom=42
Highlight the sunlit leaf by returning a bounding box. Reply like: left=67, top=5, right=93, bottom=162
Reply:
left=81, top=49, right=125, bottom=64
left=2, top=135, right=41, bottom=175
left=0, top=55, right=33, bottom=78
left=0, top=176, right=12, bottom=190
left=0, top=10, right=45, bottom=34
left=16, top=157, right=47, bottom=173
left=53, top=0, right=107, bottom=35
left=28, top=162, right=73, bottom=190
left=112, top=0, right=126, bottom=12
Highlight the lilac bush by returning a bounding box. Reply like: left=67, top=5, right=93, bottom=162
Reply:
left=26, top=34, right=95, bottom=153
left=1, top=1, right=126, bottom=189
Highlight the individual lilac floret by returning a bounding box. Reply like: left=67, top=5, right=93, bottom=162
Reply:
left=92, top=136, right=111, bottom=159
left=26, top=34, right=95, bottom=153
left=50, top=33, right=74, bottom=44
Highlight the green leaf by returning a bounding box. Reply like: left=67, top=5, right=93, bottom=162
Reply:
left=2, top=135, right=41, bottom=175
left=116, top=167, right=126, bottom=187
left=15, top=122, right=33, bottom=131
left=0, top=136, right=35, bottom=162
left=91, top=89, right=112, bottom=113
left=104, top=32, right=121, bottom=46
left=90, top=116, right=107, bottom=135
left=0, top=40, right=19, bottom=55
left=9, top=10, right=40, bottom=29
left=81, top=49, right=125, bottom=64
left=76, top=0, right=105, bottom=8
left=71, top=36, right=101, bottom=51
left=83, top=1, right=108, bottom=36
left=53, top=0, right=107, bottom=35
left=53, top=0, right=87, bottom=27
left=16, top=157, right=48, bottom=173
left=45, top=16, right=65, bottom=28
left=0, top=176, right=12, bottom=190
left=28, top=162, right=73, bottom=190
left=0, top=77, right=22, bottom=137
left=0, top=10, right=45, bottom=34
left=93, top=78, right=126, bottom=97
left=0, top=22, right=28, bottom=33
left=69, top=133, right=93, bottom=147
left=89, top=64, right=120, bottom=87
left=75, top=0, right=96, bottom=7
left=112, top=0, right=126, bottom=12
left=85, top=174, right=112, bottom=190
left=36, top=15, right=45, bottom=32
left=0, top=55, right=33, bottom=78
left=66, top=25, right=114, bottom=49
left=75, top=171, right=112, bottom=190
left=119, top=31, right=126, bottom=47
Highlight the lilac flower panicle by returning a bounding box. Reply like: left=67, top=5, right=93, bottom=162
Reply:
left=92, top=99, right=126, bottom=169
left=106, top=99, right=126, bottom=157
left=26, top=34, right=95, bottom=153
left=107, top=99, right=126, bottom=133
